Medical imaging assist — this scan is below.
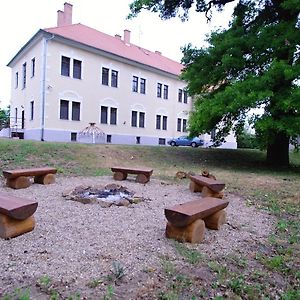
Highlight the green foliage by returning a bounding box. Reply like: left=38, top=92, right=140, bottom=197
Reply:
left=237, top=131, right=259, bottom=149
left=173, top=241, right=202, bottom=264
left=0, top=106, right=9, bottom=129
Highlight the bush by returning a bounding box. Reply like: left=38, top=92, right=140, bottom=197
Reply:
left=237, top=132, right=259, bottom=149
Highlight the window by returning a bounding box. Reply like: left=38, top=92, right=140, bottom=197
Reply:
left=157, top=83, right=162, bottom=98
left=30, top=101, right=34, bottom=120
left=22, top=62, right=26, bottom=89
left=177, top=118, right=188, bottom=132
left=131, top=111, right=137, bottom=127
left=71, top=132, right=77, bottom=141
left=177, top=118, right=182, bottom=132
left=31, top=58, right=35, bottom=78
left=162, top=116, right=167, bottom=130
left=61, top=56, right=70, bottom=76
left=163, top=85, right=168, bottom=99
left=72, top=102, right=80, bottom=121
left=132, top=76, right=138, bottom=92
left=15, top=108, right=18, bottom=123
left=110, top=107, right=117, bottom=125
left=101, top=106, right=108, bottom=124
left=156, top=115, right=167, bottom=130
left=73, top=59, right=82, bottom=79
left=140, top=78, right=146, bottom=94
left=102, top=67, right=109, bottom=85
left=183, top=89, right=188, bottom=103
left=159, top=138, right=166, bottom=145
left=107, top=135, right=112, bottom=143
left=60, top=100, right=69, bottom=120
left=136, top=136, right=141, bottom=144
left=139, top=112, right=145, bottom=128
left=178, top=89, right=183, bottom=102
left=111, top=70, right=118, bottom=87
left=15, top=72, right=18, bottom=89
left=211, top=128, right=216, bottom=140
left=156, top=115, right=161, bottom=129
left=100, top=106, right=117, bottom=125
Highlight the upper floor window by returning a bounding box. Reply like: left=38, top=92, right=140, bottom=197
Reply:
left=73, top=59, right=82, bottom=79
left=31, top=58, right=35, bottom=78
left=61, top=56, right=70, bottom=77
left=102, top=67, right=109, bottom=85
left=100, top=106, right=118, bottom=125
left=178, top=89, right=183, bottom=102
left=15, top=72, right=19, bottom=89
left=163, top=85, right=168, bottom=99
left=140, top=78, right=146, bottom=94
left=72, top=102, right=80, bottom=121
left=60, top=100, right=69, bottom=120
left=111, top=70, right=118, bottom=88
left=157, top=83, right=162, bottom=98
left=132, top=76, right=138, bottom=92
left=183, top=89, right=188, bottom=103
left=22, top=62, right=26, bottom=89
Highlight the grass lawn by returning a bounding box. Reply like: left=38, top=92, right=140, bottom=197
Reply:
left=0, top=139, right=299, bottom=299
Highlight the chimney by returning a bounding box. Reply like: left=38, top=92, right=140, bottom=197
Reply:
left=123, top=29, right=131, bottom=45
left=57, top=2, right=73, bottom=27
left=155, top=51, right=162, bottom=55
left=115, top=34, right=122, bottom=40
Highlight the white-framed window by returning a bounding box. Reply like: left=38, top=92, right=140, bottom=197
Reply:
left=59, top=100, right=81, bottom=121
left=131, top=111, right=145, bottom=128
left=101, top=67, right=118, bottom=88
left=15, top=72, right=19, bottom=89
left=31, top=58, right=35, bottom=78
left=132, top=76, right=146, bottom=94
left=177, top=118, right=188, bottom=132
left=100, top=106, right=118, bottom=125
left=22, top=62, right=26, bottom=89
left=156, top=115, right=167, bottom=130
left=30, top=101, right=34, bottom=120
left=61, top=56, right=82, bottom=79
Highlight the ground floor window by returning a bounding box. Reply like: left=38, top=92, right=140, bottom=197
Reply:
left=106, top=134, right=112, bottom=143
left=71, top=132, right=77, bottom=141
left=156, top=115, right=167, bottom=130
left=100, top=106, right=118, bottom=125
left=136, top=136, right=141, bottom=144
left=158, top=138, right=166, bottom=145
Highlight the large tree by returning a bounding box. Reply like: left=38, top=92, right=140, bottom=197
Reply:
left=129, top=0, right=300, bottom=166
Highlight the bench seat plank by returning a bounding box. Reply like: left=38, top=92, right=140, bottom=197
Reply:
left=0, top=193, right=38, bottom=220
left=3, top=167, right=57, bottom=179
left=189, top=175, right=225, bottom=192
left=165, top=197, right=229, bottom=227
left=111, top=166, right=153, bottom=176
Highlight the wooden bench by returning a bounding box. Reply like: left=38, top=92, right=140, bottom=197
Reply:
left=189, top=175, right=225, bottom=198
left=0, top=192, right=38, bottom=239
left=165, top=197, right=229, bottom=243
left=3, top=167, right=57, bottom=189
left=111, top=166, right=153, bottom=184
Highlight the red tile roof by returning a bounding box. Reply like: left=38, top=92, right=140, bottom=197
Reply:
left=45, top=23, right=183, bottom=76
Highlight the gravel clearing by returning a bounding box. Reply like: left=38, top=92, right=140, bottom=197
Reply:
left=0, top=175, right=276, bottom=299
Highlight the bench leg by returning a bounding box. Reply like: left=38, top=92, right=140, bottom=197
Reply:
left=136, top=174, right=149, bottom=184
left=34, top=173, right=55, bottom=185
left=6, top=176, right=31, bottom=189
left=201, top=186, right=224, bottom=199
left=189, top=181, right=203, bottom=193
left=113, top=171, right=127, bottom=181
left=203, top=209, right=227, bottom=230
left=165, top=219, right=205, bottom=243
left=0, top=214, right=36, bottom=239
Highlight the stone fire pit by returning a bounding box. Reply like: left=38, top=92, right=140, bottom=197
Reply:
left=62, top=183, right=147, bottom=207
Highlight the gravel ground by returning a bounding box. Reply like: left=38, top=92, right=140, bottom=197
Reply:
left=0, top=175, right=276, bottom=299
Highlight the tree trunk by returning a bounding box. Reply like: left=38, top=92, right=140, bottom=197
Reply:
left=266, top=132, right=290, bottom=166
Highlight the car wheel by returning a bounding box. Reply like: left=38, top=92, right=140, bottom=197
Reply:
left=170, top=141, right=176, bottom=147
left=191, top=142, right=197, bottom=148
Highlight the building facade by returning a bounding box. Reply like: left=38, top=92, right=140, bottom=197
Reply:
left=7, top=3, right=237, bottom=148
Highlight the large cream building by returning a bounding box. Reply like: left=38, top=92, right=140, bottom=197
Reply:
left=7, top=3, right=236, bottom=148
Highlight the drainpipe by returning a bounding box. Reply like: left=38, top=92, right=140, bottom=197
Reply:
left=40, top=33, right=54, bottom=141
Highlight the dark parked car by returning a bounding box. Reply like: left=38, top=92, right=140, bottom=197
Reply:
left=167, top=136, right=204, bottom=147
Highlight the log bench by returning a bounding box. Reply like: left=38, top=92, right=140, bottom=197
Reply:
left=3, top=167, right=57, bottom=189
left=189, top=175, right=225, bottom=198
left=111, top=166, right=153, bottom=184
left=0, top=192, right=38, bottom=239
left=165, top=197, right=229, bottom=243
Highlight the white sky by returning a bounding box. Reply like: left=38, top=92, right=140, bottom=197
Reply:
left=0, top=0, right=235, bottom=108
